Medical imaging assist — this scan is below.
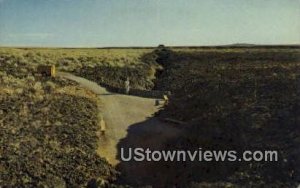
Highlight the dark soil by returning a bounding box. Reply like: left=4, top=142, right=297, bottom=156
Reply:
left=152, top=48, right=300, bottom=187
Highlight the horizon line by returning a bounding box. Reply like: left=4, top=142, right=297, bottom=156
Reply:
left=1, top=43, right=300, bottom=49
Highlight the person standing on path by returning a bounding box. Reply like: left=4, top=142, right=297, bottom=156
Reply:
left=100, top=116, right=106, bottom=135
left=124, top=77, right=130, bottom=94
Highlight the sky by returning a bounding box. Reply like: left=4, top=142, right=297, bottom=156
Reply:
left=0, top=0, right=299, bottom=47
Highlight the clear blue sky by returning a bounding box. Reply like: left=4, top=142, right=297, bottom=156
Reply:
left=0, top=0, right=299, bottom=47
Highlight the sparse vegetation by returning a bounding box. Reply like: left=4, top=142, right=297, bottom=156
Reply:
left=0, top=47, right=158, bottom=90
left=0, top=51, right=118, bottom=187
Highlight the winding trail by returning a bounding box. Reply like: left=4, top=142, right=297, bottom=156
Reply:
left=57, top=72, right=180, bottom=167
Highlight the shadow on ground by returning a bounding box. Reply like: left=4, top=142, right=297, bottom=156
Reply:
left=114, top=115, right=248, bottom=187
left=115, top=115, right=183, bottom=187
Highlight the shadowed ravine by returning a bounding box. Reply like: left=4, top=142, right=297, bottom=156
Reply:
left=57, top=72, right=181, bottom=186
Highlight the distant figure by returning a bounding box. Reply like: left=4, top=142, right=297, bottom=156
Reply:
left=124, top=77, right=130, bottom=94
left=100, top=117, right=106, bottom=135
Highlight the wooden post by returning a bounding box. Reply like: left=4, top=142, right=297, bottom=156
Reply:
left=51, top=65, right=56, bottom=77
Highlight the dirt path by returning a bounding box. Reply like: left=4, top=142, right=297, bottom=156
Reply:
left=57, top=72, right=180, bottom=167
